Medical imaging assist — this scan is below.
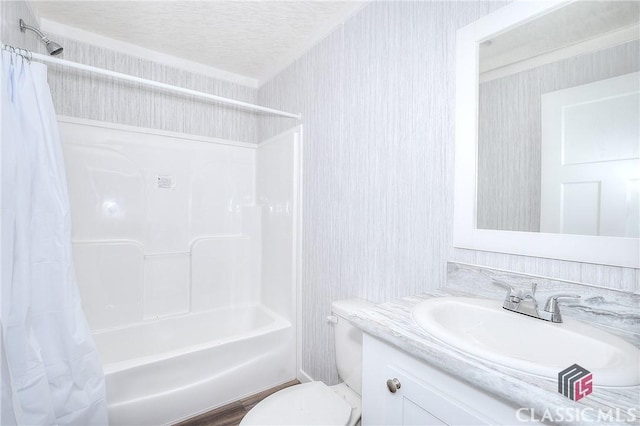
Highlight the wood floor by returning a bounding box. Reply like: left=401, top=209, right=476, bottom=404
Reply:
left=174, top=380, right=300, bottom=426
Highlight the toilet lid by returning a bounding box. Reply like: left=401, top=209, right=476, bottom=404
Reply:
left=240, top=382, right=352, bottom=426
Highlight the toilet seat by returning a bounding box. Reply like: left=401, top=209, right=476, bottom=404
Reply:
left=240, top=382, right=353, bottom=426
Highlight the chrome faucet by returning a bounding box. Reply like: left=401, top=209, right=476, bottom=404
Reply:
left=492, top=279, right=580, bottom=323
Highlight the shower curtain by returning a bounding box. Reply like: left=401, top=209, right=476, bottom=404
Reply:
left=1, top=49, right=108, bottom=425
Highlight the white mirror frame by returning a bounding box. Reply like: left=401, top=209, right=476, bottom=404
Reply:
left=453, top=0, right=639, bottom=269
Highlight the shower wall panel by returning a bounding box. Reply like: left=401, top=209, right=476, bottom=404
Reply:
left=256, top=127, right=301, bottom=321
left=59, top=117, right=259, bottom=330
left=191, top=235, right=261, bottom=311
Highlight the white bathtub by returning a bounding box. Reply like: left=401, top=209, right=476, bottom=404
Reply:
left=61, top=119, right=300, bottom=425
left=94, top=305, right=295, bottom=425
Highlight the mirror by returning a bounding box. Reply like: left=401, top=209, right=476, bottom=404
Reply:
left=476, top=1, right=639, bottom=237
left=453, top=0, right=639, bottom=268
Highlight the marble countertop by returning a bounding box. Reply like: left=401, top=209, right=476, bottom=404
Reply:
left=349, top=286, right=640, bottom=426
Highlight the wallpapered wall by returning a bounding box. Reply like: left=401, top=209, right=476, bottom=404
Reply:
left=258, top=0, right=639, bottom=384
left=1, top=0, right=258, bottom=143
left=477, top=40, right=639, bottom=233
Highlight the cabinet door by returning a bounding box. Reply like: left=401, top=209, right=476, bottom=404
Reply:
left=385, top=365, right=489, bottom=426
left=384, top=364, right=447, bottom=425
left=362, top=334, right=521, bottom=426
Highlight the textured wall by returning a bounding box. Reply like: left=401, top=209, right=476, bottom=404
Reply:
left=477, top=41, right=640, bottom=232
left=259, top=0, right=511, bottom=384
left=2, top=1, right=258, bottom=143
left=259, top=1, right=640, bottom=384
left=1, top=1, right=41, bottom=51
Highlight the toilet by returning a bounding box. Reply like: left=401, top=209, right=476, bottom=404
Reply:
left=240, top=299, right=371, bottom=426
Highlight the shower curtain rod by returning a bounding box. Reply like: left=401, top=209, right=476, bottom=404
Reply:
left=2, top=43, right=301, bottom=120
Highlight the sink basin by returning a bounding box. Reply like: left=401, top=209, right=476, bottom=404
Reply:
left=412, top=297, right=640, bottom=387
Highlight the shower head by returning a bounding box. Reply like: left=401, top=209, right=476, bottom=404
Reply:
left=44, top=40, right=64, bottom=56
left=19, top=19, right=64, bottom=56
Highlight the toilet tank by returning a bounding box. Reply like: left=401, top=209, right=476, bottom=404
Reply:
left=331, top=299, right=372, bottom=396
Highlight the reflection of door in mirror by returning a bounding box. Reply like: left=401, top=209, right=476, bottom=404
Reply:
left=540, top=72, right=640, bottom=238
left=476, top=0, right=640, bottom=236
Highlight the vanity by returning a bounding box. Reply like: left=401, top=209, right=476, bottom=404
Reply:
left=352, top=263, right=640, bottom=426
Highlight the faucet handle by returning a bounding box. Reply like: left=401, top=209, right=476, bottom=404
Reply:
left=492, top=279, right=520, bottom=302
left=543, top=294, right=580, bottom=322
left=544, top=294, right=580, bottom=311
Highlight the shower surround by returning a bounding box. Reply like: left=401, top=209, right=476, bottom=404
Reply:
left=59, top=117, right=300, bottom=425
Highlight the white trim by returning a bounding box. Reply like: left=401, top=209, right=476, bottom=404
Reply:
left=57, top=115, right=257, bottom=149
left=453, top=21, right=479, bottom=263
left=474, top=0, right=572, bottom=41
left=40, top=19, right=259, bottom=89
left=481, top=23, right=640, bottom=83
left=453, top=0, right=639, bottom=269
left=0, top=2, right=3, bottom=312
left=257, top=126, right=302, bottom=148
left=297, top=369, right=314, bottom=384
left=294, top=126, right=303, bottom=390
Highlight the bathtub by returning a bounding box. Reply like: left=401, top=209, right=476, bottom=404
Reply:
left=94, top=305, right=295, bottom=425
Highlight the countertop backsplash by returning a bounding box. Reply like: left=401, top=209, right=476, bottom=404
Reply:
left=446, top=262, right=640, bottom=343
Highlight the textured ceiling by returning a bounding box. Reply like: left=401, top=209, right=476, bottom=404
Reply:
left=31, top=1, right=365, bottom=84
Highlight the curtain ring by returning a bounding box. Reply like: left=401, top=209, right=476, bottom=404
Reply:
left=2, top=45, right=33, bottom=64
left=18, top=48, right=31, bottom=63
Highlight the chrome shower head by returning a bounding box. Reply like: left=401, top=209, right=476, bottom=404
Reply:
left=19, top=19, right=64, bottom=56
left=44, top=40, right=64, bottom=56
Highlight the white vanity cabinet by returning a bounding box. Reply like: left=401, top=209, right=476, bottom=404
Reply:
left=362, top=334, right=522, bottom=425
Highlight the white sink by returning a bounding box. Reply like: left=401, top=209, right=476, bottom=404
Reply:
left=412, top=297, right=640, bottom=387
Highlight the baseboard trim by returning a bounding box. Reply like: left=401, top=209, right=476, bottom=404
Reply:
left=297, top=369, right=314, bottom=383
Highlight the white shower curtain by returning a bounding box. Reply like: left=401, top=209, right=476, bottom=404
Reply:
left=1, top=49, right=108, bottom=425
